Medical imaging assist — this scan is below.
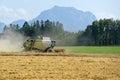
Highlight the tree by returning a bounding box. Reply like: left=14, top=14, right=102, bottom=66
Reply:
left=21, top=21, right=35, bottom=37
left=82, top=19, right=120, bottom=46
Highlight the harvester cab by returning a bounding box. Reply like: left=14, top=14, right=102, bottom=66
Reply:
left=23, top=37, right=56, bottom=52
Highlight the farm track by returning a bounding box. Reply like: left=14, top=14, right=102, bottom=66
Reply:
left=0, top=52, right=120, bottom=80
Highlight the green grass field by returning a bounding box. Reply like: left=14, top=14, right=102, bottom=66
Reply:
left=56, top=46, right=120, bottom=54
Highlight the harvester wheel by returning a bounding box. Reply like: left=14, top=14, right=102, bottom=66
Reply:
left=47, top=49, right=53, bottom=53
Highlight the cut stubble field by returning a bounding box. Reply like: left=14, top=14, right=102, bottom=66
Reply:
left=0, top=52, right=120, bottom=80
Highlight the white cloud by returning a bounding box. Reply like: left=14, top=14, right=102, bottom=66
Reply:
left=17, top=8, right=27, bottom=16
left=0, top=6, right=17, bottom=17
left=16, top=8, right=30, bottom=20
left=0, top=5, right=30, bottom=24
left=95, top=12, right=117, bottom=20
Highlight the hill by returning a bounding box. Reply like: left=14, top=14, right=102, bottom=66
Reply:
left=30, top=6, right=97, bottom=32
left=11, top=19, right=26, bottom=27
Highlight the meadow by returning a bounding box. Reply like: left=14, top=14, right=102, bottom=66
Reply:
left=56, top=46, right=120, bottom=54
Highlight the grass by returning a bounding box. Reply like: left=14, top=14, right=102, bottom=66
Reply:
left=55, top=46, right=120, bottom=54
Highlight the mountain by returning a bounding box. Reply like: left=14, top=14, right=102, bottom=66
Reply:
left=0, top=19, right=25, bottom=33
left=0, top=22, right=5, bottom=33
left=30, top=6, right=97, bottom=32
left=11, top=19, right=26, bottom=27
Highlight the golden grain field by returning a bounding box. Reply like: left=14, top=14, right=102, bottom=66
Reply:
left=0, top=52, right=120, bottom=80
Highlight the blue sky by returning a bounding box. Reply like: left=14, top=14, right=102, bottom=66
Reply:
left=0, top=0, right=120, bottom=24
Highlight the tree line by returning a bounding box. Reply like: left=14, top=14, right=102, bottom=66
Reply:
left=2, top=19, right=120, bottom=46
left=78, top=19, right=120, bottom=45
left=3, top=20, right=79, bottom=46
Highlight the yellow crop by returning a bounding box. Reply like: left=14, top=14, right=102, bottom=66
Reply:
left=0, top=52, right=120, bottom=80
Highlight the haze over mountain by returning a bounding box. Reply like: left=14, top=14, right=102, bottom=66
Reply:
left=0, top=22, right=5, bottom=33
left=0, top=20, right=25, bottom=33
left=11, top=19, right=26, bottom=27
left=30, top=6, right=97, bottom=32
left=0, top=6, right=97, bottom=32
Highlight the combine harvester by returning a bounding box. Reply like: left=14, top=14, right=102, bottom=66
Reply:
left=23, top=37, right=56, bottom=52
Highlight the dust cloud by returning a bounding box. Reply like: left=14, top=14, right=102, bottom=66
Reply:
left=0, top=28, right=25, bottom=52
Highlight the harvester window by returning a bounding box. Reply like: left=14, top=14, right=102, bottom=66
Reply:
left=31, top=40, right=34, bottom=42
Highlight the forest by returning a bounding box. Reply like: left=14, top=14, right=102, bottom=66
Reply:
left=2, top=19, right=120, bottom=46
